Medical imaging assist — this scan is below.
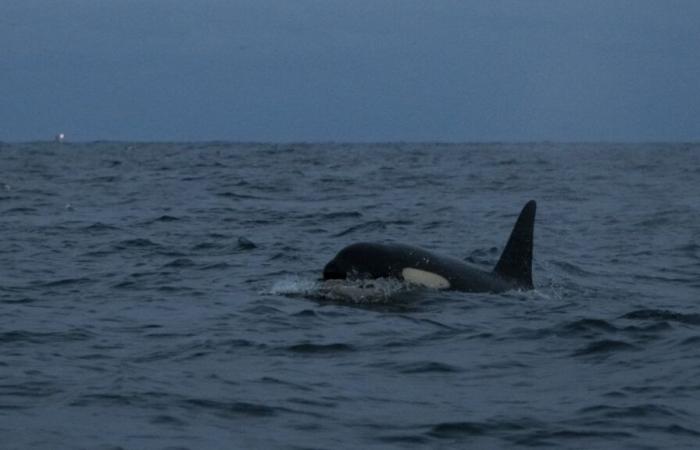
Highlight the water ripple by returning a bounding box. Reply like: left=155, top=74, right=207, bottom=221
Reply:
left=572, top=339, right=638, bottom=357
left=0, top=329, right=93, bottom=344
left=285, top=343, right=355, bottom=354
left=621, top=309, right=700, bottom=325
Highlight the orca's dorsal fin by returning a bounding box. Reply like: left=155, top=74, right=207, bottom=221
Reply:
left=493, top=200, right=536, bottom=288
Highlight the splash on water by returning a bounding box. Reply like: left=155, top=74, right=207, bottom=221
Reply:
left=271, top=276, right=413, bottom=303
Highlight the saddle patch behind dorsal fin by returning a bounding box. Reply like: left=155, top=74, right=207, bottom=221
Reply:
left=493, top=200, right=536, bottom=288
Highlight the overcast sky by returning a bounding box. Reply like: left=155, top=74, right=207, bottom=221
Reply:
left=2, top=1, right=699, bottom=142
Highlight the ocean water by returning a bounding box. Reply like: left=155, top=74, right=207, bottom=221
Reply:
left=1, top=142, right=699, bottom=449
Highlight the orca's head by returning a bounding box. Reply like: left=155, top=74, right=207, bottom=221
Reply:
left=323, top=243, right=397, bottom=280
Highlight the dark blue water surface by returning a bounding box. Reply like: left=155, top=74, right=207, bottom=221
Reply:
left=1, top=142, right=699, bottom=449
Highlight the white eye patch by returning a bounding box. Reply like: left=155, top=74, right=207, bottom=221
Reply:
left=401, top=268, right=450, bottom=289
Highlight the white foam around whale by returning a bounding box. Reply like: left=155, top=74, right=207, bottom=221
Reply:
left=271, top=277, right=411, bottom=303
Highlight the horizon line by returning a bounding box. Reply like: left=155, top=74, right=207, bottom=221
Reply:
left=2, top=139, right=699, bottom=146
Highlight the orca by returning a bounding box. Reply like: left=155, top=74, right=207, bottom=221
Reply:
left=322, top=200, right=536, bottom=293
